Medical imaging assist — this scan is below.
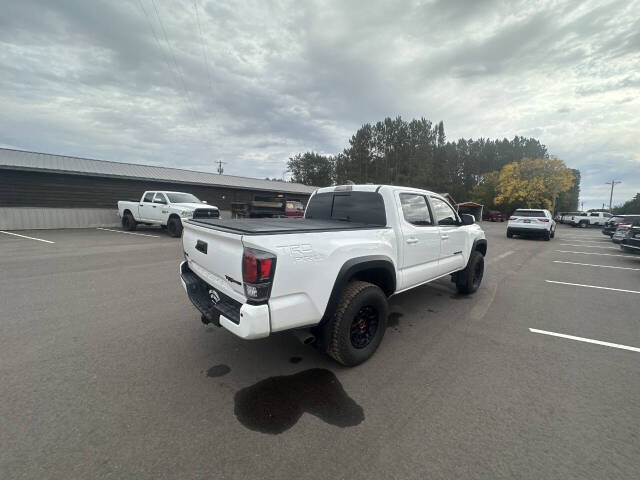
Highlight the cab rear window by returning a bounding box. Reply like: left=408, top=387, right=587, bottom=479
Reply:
left=305, top=191, right=386, bottom=225
left=513, top=210, right=546, bottom=217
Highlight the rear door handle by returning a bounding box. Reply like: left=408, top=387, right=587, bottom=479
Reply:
left=406, top=238, right=419, bottom=244
left=441, top=235, right=449, bottom=240
left=152, top=205, right=156, bottom=208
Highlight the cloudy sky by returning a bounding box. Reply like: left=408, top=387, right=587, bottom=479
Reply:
left=1, top=0, right=638, bottom=208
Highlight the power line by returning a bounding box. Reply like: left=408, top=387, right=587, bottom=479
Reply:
left=149, top=0, right=200, bottom=122
left=137, top=0, right=198, bottom=124
left=193, top=0, right=215, bottom=99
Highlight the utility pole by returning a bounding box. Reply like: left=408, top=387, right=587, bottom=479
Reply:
left=216, top=160, right=227, bottom=175
left=605, top=180, right=621, bottom=212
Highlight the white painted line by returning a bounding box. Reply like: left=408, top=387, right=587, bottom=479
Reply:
left=545, top=280, right=640, bottom=294
left=489, top=250, right=514, bottom=263
left=0, top=230, right=55, bottom=244
left=530, top=328, right=640, bottom=353
left=556, top=250, right=637, bottom=258
left=559, top=244, right=618, bottom=250
left=96, top=227, right=160, bottom=238
left=553, top=261, right=640, bottom=271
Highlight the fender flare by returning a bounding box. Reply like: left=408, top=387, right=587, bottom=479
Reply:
left=472, top=238, right=487, bottom=257
left=320, top=255, right=396, bottom=324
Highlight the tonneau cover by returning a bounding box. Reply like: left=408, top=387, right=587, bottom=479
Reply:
left=186, top=217, right=384, bottom=235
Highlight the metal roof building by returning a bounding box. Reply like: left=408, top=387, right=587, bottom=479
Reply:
left=0, top=148, right=316, bottom=230
left=0, top=148, right=316, bottom=195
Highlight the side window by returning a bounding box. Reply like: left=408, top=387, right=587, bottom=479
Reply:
left=430, top=197, right=458, bottom=226
left=590, top=212, right=599, bottom=217
left=143, top=192, right=154, bottom=202
left=153, top=193, right=167, bottom=204
left=400, top=194, right=432, bottom=226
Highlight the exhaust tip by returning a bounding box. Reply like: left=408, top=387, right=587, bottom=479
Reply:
left=293, top=329, right=316, bottom=345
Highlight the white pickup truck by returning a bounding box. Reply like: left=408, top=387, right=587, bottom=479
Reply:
left=179, top=184, right=487, bottom=366
left=567, top=211, right=612, bottom=228
left=118, top=191, right=219, bottom=237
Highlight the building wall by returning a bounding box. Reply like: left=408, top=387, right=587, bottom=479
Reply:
left=0, top=169, right=311, bottom=230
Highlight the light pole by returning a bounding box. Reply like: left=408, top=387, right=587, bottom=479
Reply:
left=606, top=180, right=621, bottom=212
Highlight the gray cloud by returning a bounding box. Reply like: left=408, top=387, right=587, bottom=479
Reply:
left=0, top=0, right=638, bottom=207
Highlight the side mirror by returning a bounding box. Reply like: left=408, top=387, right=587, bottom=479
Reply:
left=461, top=214, right=475, bottom=225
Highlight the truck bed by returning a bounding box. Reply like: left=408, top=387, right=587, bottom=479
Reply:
left=186, top=217, right=386, bottom=235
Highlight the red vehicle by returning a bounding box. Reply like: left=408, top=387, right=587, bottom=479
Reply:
left=285, top=200, right=305, bottom=217
left=483, top=210, right=506, bottom=222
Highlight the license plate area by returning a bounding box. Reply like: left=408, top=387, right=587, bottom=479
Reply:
left=181, top=263, right=241, bottom=324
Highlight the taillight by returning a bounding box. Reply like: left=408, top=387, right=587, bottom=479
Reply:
left=538, top=218, right=550, bottom=222
left=619, top=222, right=630, bottom=226
left=509, top=217, right=516, bottom=220
left=242, top=248, right=276, bottom=302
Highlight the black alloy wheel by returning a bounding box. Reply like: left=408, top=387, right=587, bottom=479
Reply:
left=349, top=306, right=380, bottom=349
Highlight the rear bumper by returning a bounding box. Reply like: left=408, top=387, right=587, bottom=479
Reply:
left=507, top=226, right=549, bottom=235
left=179, top=261, right=270, bottom=339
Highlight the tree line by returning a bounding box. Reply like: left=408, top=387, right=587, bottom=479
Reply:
left=287, top=116, right=580, bottom=213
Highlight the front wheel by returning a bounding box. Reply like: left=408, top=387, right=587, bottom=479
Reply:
left=456, top=251, right=484, bottom=294
left=167, top=217, right=183, bottom=237
left=326, top=281, right=388, bottom=367
left=122, top=212, right=137, bottom=231
left=506, top=229, right=513, bottom=238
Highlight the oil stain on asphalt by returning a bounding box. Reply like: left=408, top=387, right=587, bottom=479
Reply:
left=387, top=312, right=403, bottom=328
left=206, top=364, right=231, bottom=378
left=234, top=368, right=364, bottom=434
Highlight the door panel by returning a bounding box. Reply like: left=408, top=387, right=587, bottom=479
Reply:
left=152, top=192, right=168, bottom=222
left=139, top=191, right=155, bottom=221
left=396, top=193, right=442, bottom=290
left=429, top=196, right=466, bottom=273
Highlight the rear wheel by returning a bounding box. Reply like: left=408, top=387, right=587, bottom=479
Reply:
left=167, top=216, right=183, bottom=237
left=456, top=251, right=484, bottom=294
left=580, top=220, right=588, bottom=228
left=550, top=228, right=555, bottom=239
left=122, top=212, right=137, bottom=231
left=326, top=281, right=388, bottom=367
left=506, top=229, right=513, bottom=238
left=544, top=230, right=551, bottom=241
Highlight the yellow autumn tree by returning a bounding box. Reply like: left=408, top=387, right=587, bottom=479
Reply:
left=494, top=157, right=574, bottom=211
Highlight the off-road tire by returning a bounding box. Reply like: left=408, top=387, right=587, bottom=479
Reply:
left=167, top=217, right=183, bottom=237
left=456, top=250, right=484, bottom=294
left=122, top=212, right=137, bottom=231
left=326, top=281, right=388, bottom=367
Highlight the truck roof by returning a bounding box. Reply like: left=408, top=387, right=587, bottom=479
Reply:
left=314, top=184, right=441, bottom=196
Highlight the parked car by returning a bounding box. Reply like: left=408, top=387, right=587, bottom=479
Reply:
left=567, top=211, right=612, bottom=228
left=179, top=184, right=487, bottom=366
left=118, top=191, right=219, bottom=237
left=507, top=209, right=556, bottom=240
left=620, top=217, right=640, bottom=253
left=285, top=200, right=305, bottom=218
left=603, top=215, right=640, bottom=238
left=612, top=215, right=640, bottom=244
left=483, top=210, right=506, bottom=222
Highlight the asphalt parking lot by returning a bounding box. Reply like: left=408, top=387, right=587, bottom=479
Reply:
left=1, top=222, right=639, bottom=479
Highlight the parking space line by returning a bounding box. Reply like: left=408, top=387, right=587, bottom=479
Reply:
left=96, top=227, right=160, bottom=238
left=556, top=250, right=636, bottom=258
left=530, top=328, right=640, bottom=353
left=0, top=230, right=55, bottom=244
left=488, top=250, right=514, bottom=263
left=559, top=244, right=618, bottom=249
left=553, top=261, right=640, bottom=271
left=545, top=280, right=640, bottom=294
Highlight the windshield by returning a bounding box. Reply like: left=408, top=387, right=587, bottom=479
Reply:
left=166, top=193, right=200, bottom=203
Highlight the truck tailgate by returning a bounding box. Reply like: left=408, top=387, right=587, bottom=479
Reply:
left=182, top=221, right=246, bottom=302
